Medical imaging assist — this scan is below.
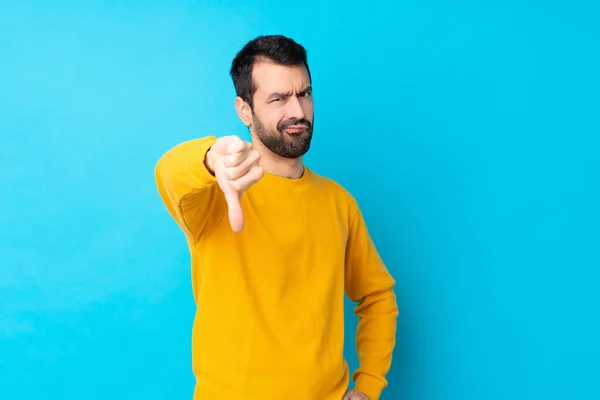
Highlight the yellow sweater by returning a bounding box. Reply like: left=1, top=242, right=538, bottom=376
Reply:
left=155, top=136, right=398, bottom=400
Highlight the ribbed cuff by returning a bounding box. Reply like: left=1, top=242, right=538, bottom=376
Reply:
left=189, top=136, right=218, bottom=185
left=354, top=374, right=385, bottom=400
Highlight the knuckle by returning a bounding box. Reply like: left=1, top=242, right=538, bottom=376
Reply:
left=225, top=136, right=244, bottom=154
left=256, top=166, right=265, bottom=180
left=225, top=154, right=237, bottom=167
left=229, top=181, right=240, bottom=192
left=234, top=136, right=245, bottom=147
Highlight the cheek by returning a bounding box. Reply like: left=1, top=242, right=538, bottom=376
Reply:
left=264, top=111, right=285, bottom=129
left=302, top=100, right=314, bottom=120
left=254, top=108, right=278, bottom=129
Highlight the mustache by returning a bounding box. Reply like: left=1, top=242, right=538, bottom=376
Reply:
left=278, top=118, right=312, bottom=131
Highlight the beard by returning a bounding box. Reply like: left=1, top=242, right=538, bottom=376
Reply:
left=252, top=112, right=313, bottom=159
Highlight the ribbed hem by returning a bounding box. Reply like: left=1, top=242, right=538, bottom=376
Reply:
left=354, top=374, right=385, bottom=400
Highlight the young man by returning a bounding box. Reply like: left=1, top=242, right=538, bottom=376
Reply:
left=155, top=35, right=398, bottom=400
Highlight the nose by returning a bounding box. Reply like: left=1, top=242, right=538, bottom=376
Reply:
left=286, top=95, right=305, bottom=121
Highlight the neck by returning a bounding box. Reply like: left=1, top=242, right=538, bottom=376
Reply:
left=252, top=139, right=305, bottom=179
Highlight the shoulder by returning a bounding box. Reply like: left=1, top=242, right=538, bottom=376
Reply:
left=307, top=168, right=360, bottom=215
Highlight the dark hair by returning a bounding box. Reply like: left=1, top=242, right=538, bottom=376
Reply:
left=230, top=35, right=311, bottom=109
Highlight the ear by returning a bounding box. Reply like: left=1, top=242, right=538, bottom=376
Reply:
left=235, top=97, right=253, bottom=127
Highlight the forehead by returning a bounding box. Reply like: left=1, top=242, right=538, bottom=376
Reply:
left=252, top=60, right=310, bottom=95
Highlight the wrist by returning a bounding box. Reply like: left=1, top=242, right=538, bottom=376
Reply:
left=204, top=147, right=216, bottom=176
left=355, top=374, right=384, bottom=400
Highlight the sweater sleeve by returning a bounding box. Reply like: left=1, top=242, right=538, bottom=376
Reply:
left=154, top=136, right=226, bottom=243
left=344, top=205, right=399, bottom=400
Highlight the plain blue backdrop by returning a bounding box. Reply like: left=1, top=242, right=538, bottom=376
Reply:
left=1, top=1, right=599, bottom=399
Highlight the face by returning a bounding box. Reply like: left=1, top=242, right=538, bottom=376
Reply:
left=241, top=60, right=314, bottom=159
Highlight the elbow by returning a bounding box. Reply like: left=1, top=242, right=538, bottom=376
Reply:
left=154, top=147, right=179, bottom=192
left=154, top=148, right=172, bottom=180
left=154, top=155, right=167, bottom=193
left=355, top=286, right=399, bottom=318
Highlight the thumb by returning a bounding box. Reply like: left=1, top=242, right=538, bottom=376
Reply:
left=224, top=189, right=244, bottom=233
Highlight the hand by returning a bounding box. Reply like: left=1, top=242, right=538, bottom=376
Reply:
left=343, top=390, right=370, bottom=400
left=205, top=135, right=263, bottom=233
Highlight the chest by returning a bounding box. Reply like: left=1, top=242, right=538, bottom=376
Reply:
left=203, top=188, right=349, bottom=274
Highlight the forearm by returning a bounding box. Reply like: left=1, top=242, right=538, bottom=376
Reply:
left=155, top=136, right=223, bottom=240
left=353, top=286, right=399, bottom=400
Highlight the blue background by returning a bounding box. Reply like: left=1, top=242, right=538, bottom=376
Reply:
left=1, top=1, right=599, bottom=399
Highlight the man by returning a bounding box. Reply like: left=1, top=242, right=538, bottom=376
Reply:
left=155, top=35, right=398, bottom=400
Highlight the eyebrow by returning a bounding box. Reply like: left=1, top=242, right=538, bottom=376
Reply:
left=267, top=85, right=312, bottom=101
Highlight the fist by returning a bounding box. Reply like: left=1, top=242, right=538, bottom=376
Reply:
left=206, top=135, right=263, bottom=233
left=342, top=390, right=370, bottom=400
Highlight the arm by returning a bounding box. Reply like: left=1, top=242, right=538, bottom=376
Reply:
left=345, top=206, right=399, bottom=400
left=154, top=136, right=226, bottom=243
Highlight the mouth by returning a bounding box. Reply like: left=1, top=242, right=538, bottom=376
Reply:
left=283, top=125, right=309, bottom=134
